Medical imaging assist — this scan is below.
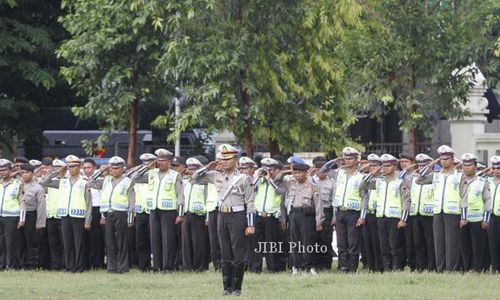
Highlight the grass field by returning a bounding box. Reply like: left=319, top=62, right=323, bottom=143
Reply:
left=0, top=268, right=498, bottom=299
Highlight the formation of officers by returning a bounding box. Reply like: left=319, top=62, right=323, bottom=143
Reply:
left=1, top=143, right=500, bottom=294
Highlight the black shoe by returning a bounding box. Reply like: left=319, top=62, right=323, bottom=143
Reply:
left=231, top=290, right=241, bottom=296
left=223, top=290, right=232, bottom=296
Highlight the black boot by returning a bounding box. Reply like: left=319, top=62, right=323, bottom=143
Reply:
left=222, top=263, right=233, bottom=295
left=231, top=263, right=244, bottom=296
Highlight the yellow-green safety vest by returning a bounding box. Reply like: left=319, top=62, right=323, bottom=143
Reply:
left=46, top=187, right=60, bottom=219
left=466, top=177, right=486, bottom=222
left=334, top=170, right=363, bottom=211
left=376, top=178, right=403, bottom=218
left=147, top=169, right=178, bottom=210
left=57, top=178, right=87, bottom=218
left=183, top=181, right=207, bottom=215
left=254, top=179, right=281, bottom=215
left=0, top=180, right=21, bottom=217
left=489, top=177, right=500, bottom=217
left=100, top=176, right=132, bottom=212
left=134, top=182, right=149, bottom=214
left=206, top=183, right=218, bottom=212
left=410, top=177, right=435, bottom=217
left=432, top=171, right=462, bottom=214
left=368, top=178, right=381, bottom=212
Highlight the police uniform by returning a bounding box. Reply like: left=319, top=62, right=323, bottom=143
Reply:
left=44, top=159, right=65, bottom=270
left=204, top=154, right=222, bottom=271
left=19, top=163, right=46, bottom=269
left=248, top=158, right=285, bottom=273
left=133, top=153, right=155, bottom=271
left=374, top=154, right=411, bottom=271
left=328, top=147, right=368, bottom=273
left=193, top=144, right=255, bottom=296
left=416, top=145, right=463, bottom=272
left=88, top=156, right=135, bottom=273
left=311, top=156, right=335, bottom=271
left=459, top=153, right=492, bottom=272
left=0, top=159, right=22, bottom=270
left=361, top=154, right=384, bottom=272
left=41, top=155, right=92, bottom=272
left=406, top=154, right=436, bottom=271
left=488, top=156, right=500, bottom=273
left=182, top=157, right=209, bottom=272
left=276, top=161, right=324, bottom=274
left=399, top=153, right=416, bottom=271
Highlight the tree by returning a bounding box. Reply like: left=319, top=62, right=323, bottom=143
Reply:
left=57, top=0, right=170, bottom=165
left=339, top=0, right=500, bottom=155
left=151, top=0, right=364, bottom=156
left=0, top=0, right=79, bottom=158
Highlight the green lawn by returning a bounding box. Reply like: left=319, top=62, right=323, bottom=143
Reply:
left=0, top=268, right=498, bottom=299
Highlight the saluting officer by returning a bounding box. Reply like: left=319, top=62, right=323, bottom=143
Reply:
left=276, top=159, right=323, bottom=275
left=0, top=159, right=22, bottom=270
left=41, top=155, right=92, bottom=272
left=488, top=156, right=500, bottom=273
left=409, top=154, right=436, bottom=272
left=88, top=156, right=135, bottom=273
left=361, top=154, right=384, bottom=273
left=399, top=153, right=416, bottom=271
left=322, top=147, right=367, bottom=273
left=372, top=154, right=411, bottom=271
left=416, top=145, right=463, bottom=272
left=193, top=144, right=255, bottom=296
left=182, top=156, right=210, bottom=272
left=459, top=153, right=491, bottom=272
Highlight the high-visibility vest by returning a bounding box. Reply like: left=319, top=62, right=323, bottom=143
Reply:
left=57, top=178, right=87, bottom=218
left=46, top=187, right=60, bottom=219
left=146, top=169, right=179, bottom=210
left=410, top=177, right=434, bottom=217
left=466, top=177, right=486, bottom=222
left=254, top=179, right=281, bottom=215
left=368, top=178, right=381, bottom=212
left=134, top=182, right=149, bottom=214
left=100, top=176, right=132, bottom=212
left=206, top=183, right=218, bottom=212
left=0, top=180, right=21, bottom=217
left=184, top=181, right=207, bottom=215
left=490, top=177, right=500, bottom=217
left=334, top=170, right=363, bottom=211
left=376, top=178, right=403, bottom=218
left=432, top=171, right=462, bottom=214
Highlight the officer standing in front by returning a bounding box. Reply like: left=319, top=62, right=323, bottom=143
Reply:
left=488, top=156, right=500, bottom=273
left=399, top=153, right=416, bottom=271
left=193, top=144, right=255, bottom=296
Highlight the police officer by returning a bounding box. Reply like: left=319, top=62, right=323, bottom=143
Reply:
left=44, top=159, right=65, bottom=270
left=487, top=156, right=500, bottom=273
left=89, top=156, right=135, bottom=273
left=171, top=155, right=187, bottom=270
left=399, top=153, right=416, bottom=271
left=416, top=145, right=463, bottom=272
left=310, top=156, right=335, bottom=271
left=324, top=147, right=367, bottom=273
left=18, top=163, right=46, bottom=269
left=248, top=158, right=285, bottom=273
left=135, top=149, right=184, bottom=272
left=133, top=153, right=155, bottom=271
left=361, top=154, right=384, bottom=272
left=459, top=153, right=491, bottom=272
left=410, top=154, right=436, bottom=272
left=193, top=144, right=255, bottom=296
left=276, top=159, right=323, bottom=275
left=41, top=155, right=92, bottom=273
left=372, top=154, right=410, bottom=271
left=238, top=157, right=256, bottom=178
left=0, top=159, right=22, bottom=270
left=82, top=158, right=105, bottom=269
left=203, top=153, right=222, bottom=271
left=182, top=156, right=209, bottom=272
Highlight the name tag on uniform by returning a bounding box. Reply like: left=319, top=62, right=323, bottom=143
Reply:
left=162, top=199, right=174, bottom=209
left=192, top=202, right=205, bottom=211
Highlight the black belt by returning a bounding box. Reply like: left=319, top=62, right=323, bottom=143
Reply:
left=291, top=207, right=314, bottom=213
left=257, top=212, right=276, bottom=218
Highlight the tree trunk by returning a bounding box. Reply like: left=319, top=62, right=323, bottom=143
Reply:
left=242, top=87, right=253, bottom=158
left=407, top=127, right=418, bottom=156
left=127, top=98, right=138, bottom=167
left=269, top=136, right=280, bottom=157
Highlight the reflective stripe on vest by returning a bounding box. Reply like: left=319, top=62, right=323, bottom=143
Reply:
left=147, top=169, right=178, bottom=210
left=206, top=183, right=218, bottom=212
left=0, top=180, right=21, bottom=217
left=376, top=178, right=403, bottom=218
left=184, top=181, right=207, bottom=215
left=57, top=178, right=87, bottom=218
left=410, top=177, right=434, bottom=216
left=100, top=176, right=132, bottom=212
left=466, top=178, right=486, bottom=222
left=254, top=179, right=281, bottom=215
left=432, top=171, right=461, bottom=214
left=334, top=170, right=363, bottom=211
